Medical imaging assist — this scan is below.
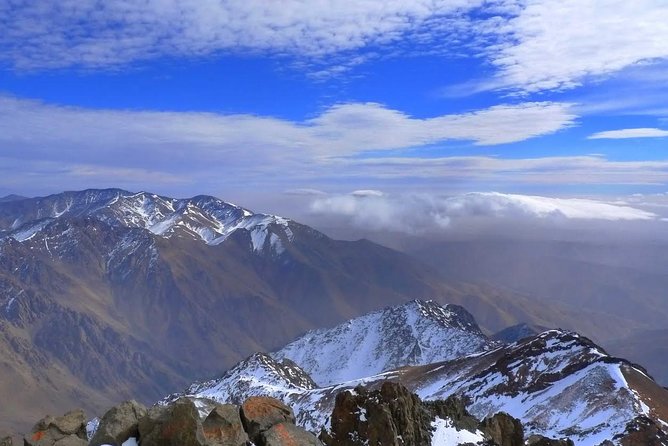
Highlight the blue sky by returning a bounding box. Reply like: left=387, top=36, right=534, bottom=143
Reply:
left=1, top=0, right=668, bottom=216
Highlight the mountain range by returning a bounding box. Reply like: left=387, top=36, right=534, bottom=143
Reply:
left=0, top=188, right=571, bottom=434
left=2, top=188, right=667, bottom=445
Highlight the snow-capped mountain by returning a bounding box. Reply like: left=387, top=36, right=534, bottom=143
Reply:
left=0, top=188, right=294, bottom=254
left=171, top=303, right=668, bottom=445
left=271, top=299, right=497, bottom=386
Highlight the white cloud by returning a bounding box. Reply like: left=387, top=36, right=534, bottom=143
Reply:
left=484, top=0, right=668, bottom=93
left=0, top=96, right=574, bottom=162
left=588, top=128, right=668, bottom=140
left=0, top=0, right=482, bottom=70
left=4, top=0, right=668, bottom=96
left=309, top=191, right=659, bottom=233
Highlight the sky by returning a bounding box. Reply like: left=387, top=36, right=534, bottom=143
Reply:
left=1, top=0, right=668, bottom=227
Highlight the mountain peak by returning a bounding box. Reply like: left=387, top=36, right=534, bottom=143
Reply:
left=271, top=299, right=496, bottom=386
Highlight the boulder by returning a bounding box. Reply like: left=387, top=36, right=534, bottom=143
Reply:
left=202, top=404, right=249, bottom=446
left=51, top=437, right=87, bottom=446
left=260, top=422, right=322, bottom=446
left=89, top=400, right=147, bottom=446
left=138, top=398, right=206, bottom=446
left=480, top=412, right=524, bottom=446
left=240, top=396, right=295, bottom=442
left=24, top=410, right=87, bottom=446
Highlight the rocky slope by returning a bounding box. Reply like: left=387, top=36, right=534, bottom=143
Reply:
left=171, top=302, right=668, bottom=445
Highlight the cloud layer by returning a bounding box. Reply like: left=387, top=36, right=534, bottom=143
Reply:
left=2, top=95, right=668, bottom=196
left=309, top=191, right=660, bottom=234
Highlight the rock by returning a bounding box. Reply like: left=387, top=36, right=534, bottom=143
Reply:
left=0, top=436, right=12, bottom=446
left=89, top=400, right=147, bottom=446
left=138, top=398, right=206, bottom=446
left=52, top=437, right=87, bottom=446
left=240, top=396, right=295, bottom=442
left=202, top=404, right=249, bottom=446
left=24, top=410, right=87, bottom=446
left=526, top=435, right=575, bottom=446
left=479, top=412, right=524, bottom=446
left=260, top=422, right=322, bottom=446
left=323, top=382, right=433, bottom=446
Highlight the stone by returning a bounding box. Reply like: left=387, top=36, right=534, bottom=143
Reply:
left=138, top=398, right=206, bottom=446
left=52, top=436, right=87, bottom=446
left=202, top=404, right=249, bottom=446
left=24, top=410, right=87, bottom=446
left=240, top=396, right=295, bottom=442
left=260, top=422, right=322, bottom=446
left=480, top=412, right=524, bottom=446
left=89, top=400, right=147, bottom=446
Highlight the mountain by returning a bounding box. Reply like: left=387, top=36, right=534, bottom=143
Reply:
left=271, top=299, right=497, bottom=386
left=607, top=328, right=668, bottom=388
left=0, top=188, right=552, bottom=434
left=172, top=301, right=668, bottom=445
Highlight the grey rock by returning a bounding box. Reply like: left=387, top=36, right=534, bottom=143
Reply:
left=89, top=400, right=147, bottom=446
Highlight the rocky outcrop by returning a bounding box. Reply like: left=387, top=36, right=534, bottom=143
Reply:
left=526, top=434, right=574, bottom=445
left=322, top=382, right=434, bottom=446
left=23, top=410, right=87, bottom=446
left=89, top=400, right=147, bottom=446
left=480, top=412, right=524, bottom=446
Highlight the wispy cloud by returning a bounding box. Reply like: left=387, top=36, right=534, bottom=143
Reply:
left=588, top=128, right=668, bottom=139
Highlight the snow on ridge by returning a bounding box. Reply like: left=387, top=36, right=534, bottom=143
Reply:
left=4, top=189, right=294, bottom=251
left=271, top=299, right=495, bottom=387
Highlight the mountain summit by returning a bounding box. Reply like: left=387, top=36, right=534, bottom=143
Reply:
left=271, top=299, right=497, bottom=386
